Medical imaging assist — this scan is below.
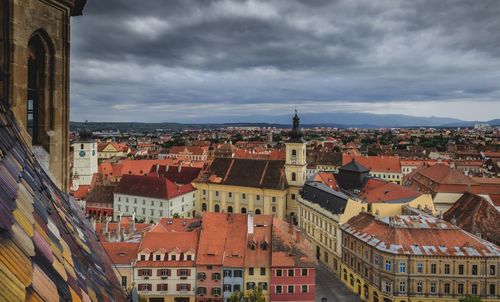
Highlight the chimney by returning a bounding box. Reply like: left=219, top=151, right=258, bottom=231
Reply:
left=117, top=213, right=122, bottom=236
left=104, top=216, right=110, bottom=234
left=130, top=212, right=136, bottom=233
left=247, top=212, right=254, bottom=235
left=91, top=217, right=96, bottom=231
left=451, top=215, right=457, bottom=226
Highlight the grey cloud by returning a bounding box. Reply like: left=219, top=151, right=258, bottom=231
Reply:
left=70, top=0, right=500, bottom=122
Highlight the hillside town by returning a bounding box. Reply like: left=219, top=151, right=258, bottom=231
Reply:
left=70, top=112, right=500, bottom=302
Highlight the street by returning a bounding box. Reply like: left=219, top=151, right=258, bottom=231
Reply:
left=316, top=264, right=362, bottom=302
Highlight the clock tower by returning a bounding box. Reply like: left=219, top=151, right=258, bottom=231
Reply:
left=285, top=110, right=307, bottom=224
left=72, top=129, right=98, bottom=189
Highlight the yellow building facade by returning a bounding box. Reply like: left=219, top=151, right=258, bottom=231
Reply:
left=341, top=212, right=500, bottom=302
left=194, top=183, right=287, bottom=219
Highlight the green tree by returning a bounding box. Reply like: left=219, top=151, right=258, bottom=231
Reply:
left=459, top=295, right=482, bottom=302
left=229, top=291, right=244, bottom=302
left=246, top=287, right=266, bottom=302
left=173, top=213, right=180, bottom=218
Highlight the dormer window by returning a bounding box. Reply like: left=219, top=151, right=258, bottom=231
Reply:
left=155, top=254, right=161, bottom=261
left=261, top=241, right=268, bottom=250
left=140, top=254, right=146, bottom=261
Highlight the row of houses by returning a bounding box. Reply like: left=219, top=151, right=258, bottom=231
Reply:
left=100, top=213, right=316, bottom=302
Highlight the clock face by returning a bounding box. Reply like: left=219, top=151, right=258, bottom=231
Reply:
left=79, top=150, right=86, bottom=157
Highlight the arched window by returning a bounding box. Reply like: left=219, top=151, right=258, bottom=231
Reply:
left=291, top=172, right=296, bottom=181
left=272, top=206, right=276, bottom=213
left=255, top=209, right=261, bottom=215
left=227, top=206, right=233, bottom=213
left=241, top=207, right=247, bottom=214
left=291, top=149, right=297, bottom=157
left=214, top=204, right=220, bottom=212
left=201, top=203, right=207, bottom=212
left=27, top=29, right=54, bottom=148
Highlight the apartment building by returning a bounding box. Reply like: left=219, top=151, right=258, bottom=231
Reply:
left=297, top=159, right=435, bottom=277
left=135, top=222, right=198, bottom=302
left=244, top=215, right=273, bottom=301
left=271, top=218, right=316, bottom=302
left=196, top=213, right=226, bottom=302
left=341, top=211, right=500, bottom=302
left=222, top=215, right=247, bottom=301
left=114, top=174, right=196, bottom=221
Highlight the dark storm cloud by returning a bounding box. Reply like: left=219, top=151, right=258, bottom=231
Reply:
left=70, top=0, right=500, bottom=122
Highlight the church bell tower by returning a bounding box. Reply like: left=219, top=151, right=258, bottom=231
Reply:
left=285, top=110, right=307, bottom=224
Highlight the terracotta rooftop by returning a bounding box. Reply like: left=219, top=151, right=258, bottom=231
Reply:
left=148, top=164, right=201, bottom=184
left=196, top=212, right=230, bottom=265
left=343, top=154, right=401, bottom=173
left=222, top=214, right=247, bottom=268
left=443, top=192, right=500, bottom=245
left=359, top=178, right=421, bottom=204
left=138, top=228, right=199, bottom=256
left=102, top=242, right=139, bottom=265
left=115, top=174, right=195, bottom=200
left=245, top=215, right=273, bottom=268
left=71, top=184, right=90, bottom=199
left=343, top=212, right=500, bottom=257
left=169, top=146, right=208, bottom=155
left=99, top=158, right=205, bottom=179
left=271, top=218, right=316, bottom=268
left=313, top=172, right=339, bottom=190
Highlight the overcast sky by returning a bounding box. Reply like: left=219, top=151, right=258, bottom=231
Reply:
left=70, top=0, right=500, bottom=123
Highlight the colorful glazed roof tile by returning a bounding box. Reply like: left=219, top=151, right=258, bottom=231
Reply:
left=0, top=105, right=127, bottom=302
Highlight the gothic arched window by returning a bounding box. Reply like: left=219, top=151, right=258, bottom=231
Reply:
left=27, top=29, right=54, bottom=148
left=291, top=172, right=296, bottom=181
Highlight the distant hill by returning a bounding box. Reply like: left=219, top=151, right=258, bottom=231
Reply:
left=70, top=112, right=498, bottom=131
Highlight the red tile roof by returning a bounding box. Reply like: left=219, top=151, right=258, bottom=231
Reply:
left=148, top=165, right=202, bottom=184
left=343, top=213, right=500, bottom=257
left=138, top=230, right=198, bottom=255
left=102, top=242, right=139, bottom=265
left=271, top=218, right=316, bottom=268
left=99, top=159, right=206, bottom=179
left=169, top=146, right=208, bottom=156
left=313, top=172, right=338, bottom=190
left=115, top=175, right=195, bottom=200
left=405, top=164, right=479, bottom=194
left=359, top=178, right=421, bottom=204
left=443, top=192, right=500, bottom=245
left=196, top=212, right=230, bottom=265
left=343, top=154, right=401, bottom=173
left=222, top=214, right=247, bottom=268
left=71, top=185, right=90, bottom=199
left=245, top=215, right=273, bottom=267
left=98, top=142, right=130, bottom=152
